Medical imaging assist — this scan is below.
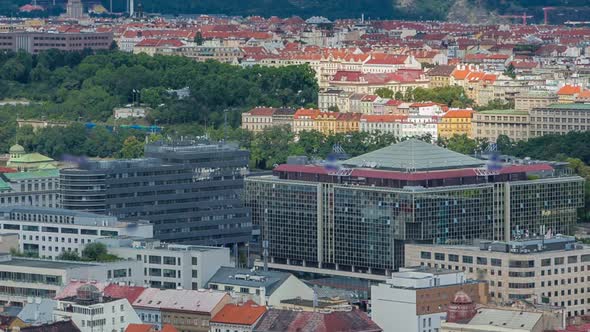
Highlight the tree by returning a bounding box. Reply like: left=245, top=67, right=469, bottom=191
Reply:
left=443, top=134, right=478, bottom=155
left=394, top=91, right=403, bottom=100
left=496, top=134, right=513, bottom=153
left=194, top=31, right=204, bottom=45
left=374, top=87, right=394, bottom=99
left=504, top=63, right=516, bottom=79
left=117, top=136, right=145, bottom=159
left=327, top=105, right=340, bottom=112
left=81, top=243, right=119, bottom=262
left=57, top=251, right=81, bottom=261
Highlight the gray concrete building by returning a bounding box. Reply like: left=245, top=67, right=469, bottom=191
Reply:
left=60, top=140, right=251, bottom=246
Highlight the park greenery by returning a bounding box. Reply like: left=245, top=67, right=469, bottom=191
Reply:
left=57, top=242, right=120, bottom=262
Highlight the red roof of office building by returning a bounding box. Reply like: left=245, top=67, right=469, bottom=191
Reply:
left=211, top=301, right=266, bottom=326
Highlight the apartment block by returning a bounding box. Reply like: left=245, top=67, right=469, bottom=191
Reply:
left=406, top=236, right=590, bottom=318
left=471, top=109, right=530, bottom=142
left=530, top=103, right=590, bottom=137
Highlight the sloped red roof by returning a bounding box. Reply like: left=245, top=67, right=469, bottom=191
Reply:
left=443, top=110, right=474, bottom=118
left=104, top=284, right=146, bottom=304
left=211, top=301, right=266, bottom=326
left=246, top=107, right=276, bottom=116
left=557, top=85, right=582, bottom=95
left=360, top=114, right=407, bottom=123
left=252, top=309, right=382, bottom=332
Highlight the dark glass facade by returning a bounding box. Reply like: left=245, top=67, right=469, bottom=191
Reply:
left=61, top=141, right=251, bottom=246
left=244, top=175, right=584, bottom=275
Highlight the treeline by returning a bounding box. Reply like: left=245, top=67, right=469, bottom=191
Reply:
left=0, top=48, right=317, bottom=152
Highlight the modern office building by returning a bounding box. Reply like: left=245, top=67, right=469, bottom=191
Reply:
left=60, top=140, right=251, bottom=246
left=515, top=91, right=559, bottom=112
left=98, top=237, right=231, bottom=290
left=406, top=236, right=590, bottom=317
left=530, top=103, right=590, bottom=137
left=0, top=31, right=113, bottom=54
left=0, top=254, right=142, bottom=306
left=244, top=139, right=584, bottom=279
left=0, top=206, right=153, bottom=259
left=371, top=267, right=488, bottom=332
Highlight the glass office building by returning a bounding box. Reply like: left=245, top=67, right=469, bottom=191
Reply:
left=244, top=139, right=584, bottom=276
left=61, top=140, right=251, bottom=246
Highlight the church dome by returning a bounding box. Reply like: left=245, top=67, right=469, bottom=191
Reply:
left=446, top=291, right=477, bottom=323
left=9, top=144, right=24, bottom=154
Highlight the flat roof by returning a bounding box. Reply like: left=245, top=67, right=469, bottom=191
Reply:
left=0, top=257, right=98, bottom=269
left=543, top=103, right=590, bottom=110
left=476, top=109, right=528, bottom=115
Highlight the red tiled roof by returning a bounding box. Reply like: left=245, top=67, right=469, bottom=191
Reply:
left=443, top=110, right=474, bottom=118
left=125, top=324, right=153, bottom=332
left=360, top=114, right=407, bottom=123
left=211, top=301, right=266, bottom=326
left=246, top=107, right=276, bottom=116
left=104, top=284, right=146, bottom=304
left=558, top=85, right=582, bottom=95
left=274, top=163, right=553, bottom=182
left=294, top=108, right=321, bottom=119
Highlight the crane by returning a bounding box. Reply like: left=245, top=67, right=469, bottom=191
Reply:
left=542, top=7, right=557, bottom=25
left=499, top=12, right=533, bottom=25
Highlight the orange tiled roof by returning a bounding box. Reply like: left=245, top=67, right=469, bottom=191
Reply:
left=210, top=302, right=266, bottom=326
left=294, top=108, right=321, bottom=119
left=443, top=110, right=474, bottom=118
left=557, top=85, right=582, bottom=96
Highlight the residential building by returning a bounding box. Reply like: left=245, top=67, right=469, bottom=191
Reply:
left=126, top=324, right=178, bottom=332
left=99, top=237, right=231, bottom=290
left=271, top=108, right=296, bottom=128
left=0, top=254, right=142, bottom=306
left=0, top=206, right=153, bottom=259
left=328, top=70, right=429, bottom=95
left=207, top=267, right=314, bottom=307
left=292, top=108, right=320, bottom=135
left=400, top=118, right=439, bottom=140
left=132, top=288, right=230, bottom=332
left=557, top=85, right=583, bottom=104
left=313, top=111, right=339, bottom=135
left=318, top=88, right=343, bottom=111
left=60, top=140, right=251, bottom=246
left=244, top=139, right=584, bottom=279
left=54, top=284, right=142, bottom=332
left=20, top=320, right=81, bottom=332
left=441, top=306, right=553, bottom=332
left=0, top=169, right=60, bottom=209
left=241, top=107, right=276, bottom=133
left=210, top=301, right=266, bottom=332
left=0, top=31, right=113, bottom=54
left=359, top=114, right=405, bottom=137
left=438, top=109, right=474, bottom=139
left=471, top=110, right=530, bottom=142
left=371, top=267, right=488, bottom=332
left=252, top=308, right=382, bottom=332
left=530, top=103, right=590, bottom=137
left=65, top=0, right=84, bottom=19
left=427, top=65, right=456, bottom=88
left=164, top=45, right=243, bottom=64
left=515, top=91, right=559, bottom=112
left=406, top=236, right=590, bottom=317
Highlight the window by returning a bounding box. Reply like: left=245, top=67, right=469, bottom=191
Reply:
left=462, top=256, right=473, bottom=264
left=554, top=257, right=564, bottom=265
left=491, top=258, right=502, bottom=267
left=420, top=252, right=431, bottom=259
left=240, top=287, right=249, bottom=293
left=568, top=256, right=578, bottom=264
left=192, top=270, right=198, bottom=278
left=192, top=257, right=198, bottom=265
left=449, top=254, right=459, bottom=262
left=477, top=257, right=487, bottom=265
left=224, top=286, right=234, bottom=291
left=434, top=253, right=445, bottom=261
left=541, top=258, right=551, bottom=266
left=509, top=260, right=534, bottom=268
left=163, top=256, right=176, bottom=265
left=149, top=256, right=162, bottom=264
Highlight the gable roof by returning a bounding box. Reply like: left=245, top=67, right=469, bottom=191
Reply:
left=21, top=320, right=81, bottom=332
left=211, top=301, right=266, bottom=326
left=253, top=309, right=382, bottom=332
left=557, top=85, right=582, bottom=96
left=132, top=288, right=228, bottom=313
left=342, top=139, right=485, bottom=172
